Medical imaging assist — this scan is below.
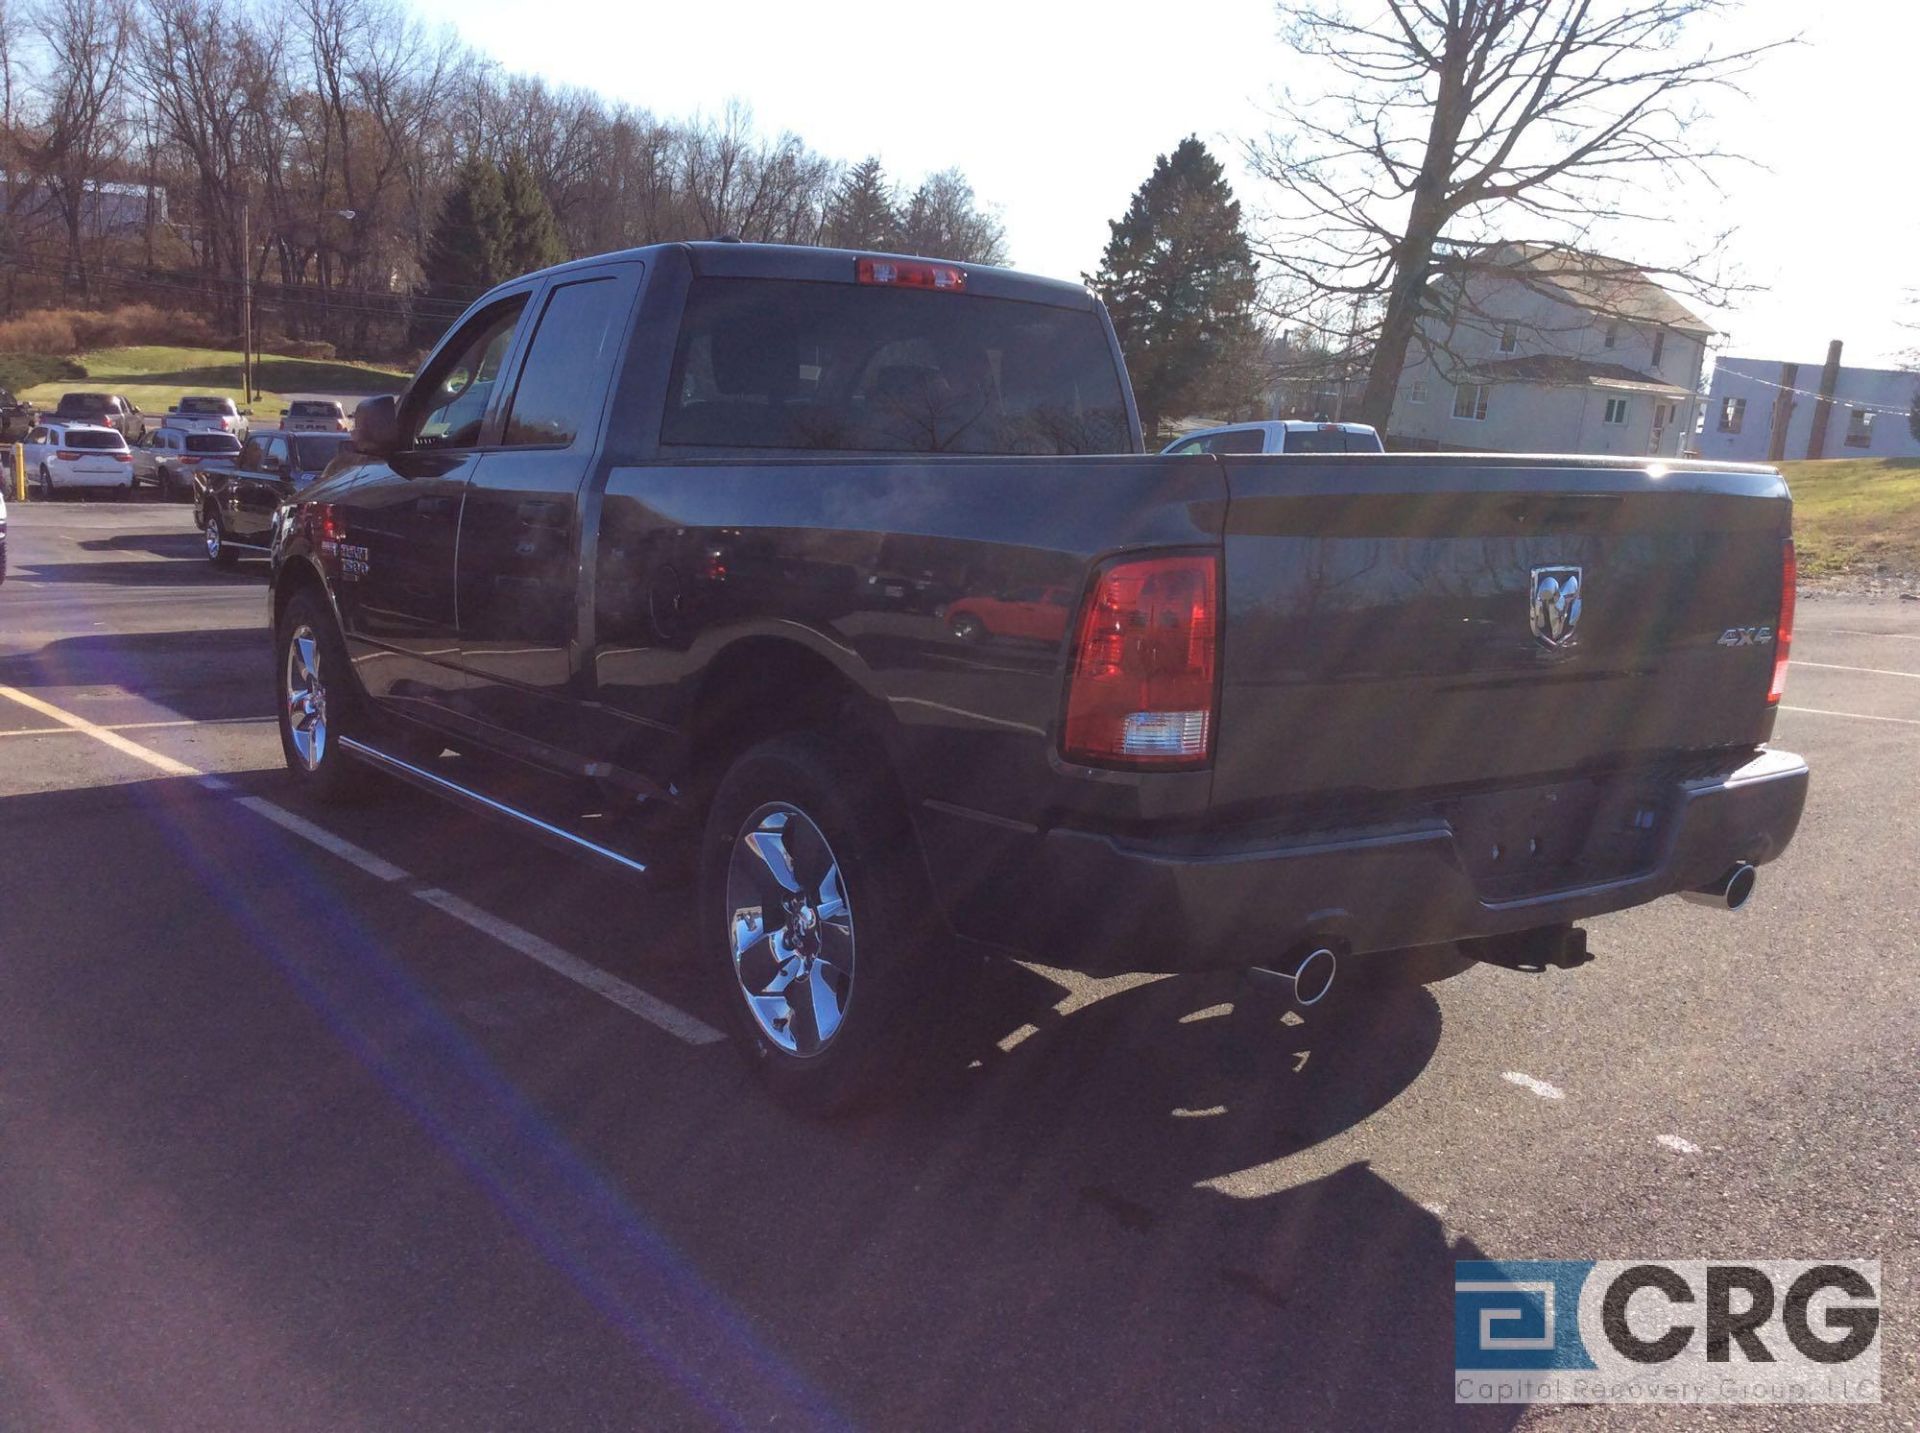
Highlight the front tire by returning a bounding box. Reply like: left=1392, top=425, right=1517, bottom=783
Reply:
left=276, top=590, right=367, bottom=803
left=699, top=732, right=958, bottom=1115
left=36, top=464, right=53, bottom=500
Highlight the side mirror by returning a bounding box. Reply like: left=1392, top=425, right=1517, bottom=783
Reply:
left=351, top=394, right=403, bottom=456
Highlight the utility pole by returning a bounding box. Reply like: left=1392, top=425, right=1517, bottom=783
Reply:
left=240, top=195, right=253, bottom=407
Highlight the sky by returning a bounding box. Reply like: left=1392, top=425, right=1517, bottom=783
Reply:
left=408, top=0, right=1918, bottom=370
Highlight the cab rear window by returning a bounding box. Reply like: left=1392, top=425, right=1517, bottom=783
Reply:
left=179, top=397, right=235, bottom=414
left=186, top=433, right=241, bottom=453
left=661, top=277, right=1130, bottom=455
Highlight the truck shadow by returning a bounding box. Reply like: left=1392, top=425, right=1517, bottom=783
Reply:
left=0, top=767, right=1524, bottom=1429
left=0, top=628, right=270, bottom=722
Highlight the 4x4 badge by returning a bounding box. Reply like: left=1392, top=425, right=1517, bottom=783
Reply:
left=1530, top=566, right=1582, bottom=649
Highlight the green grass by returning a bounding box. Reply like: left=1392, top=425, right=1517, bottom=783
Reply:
left=16, top=344, right=409, bottom=417
left=0, top=351, right=84, bottom=395
left=1779, top=458, right=1920, bottom=582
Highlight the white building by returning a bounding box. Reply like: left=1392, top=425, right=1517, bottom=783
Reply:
left=1389, top=244, right=1711, bottom=458
left=1696, top=355, right=1920, bottom=463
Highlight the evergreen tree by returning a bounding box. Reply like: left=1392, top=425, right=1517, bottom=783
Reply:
left=421, top=154, right=511, bottom=304
left=824, top=157, right=901, bottom=251
left=500, top=153, right=568, bottom=276
left=1087, top=137, right=1264, bottom=435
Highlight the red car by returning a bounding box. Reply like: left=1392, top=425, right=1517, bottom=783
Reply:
left=947, top=584, right=1072, bottom=643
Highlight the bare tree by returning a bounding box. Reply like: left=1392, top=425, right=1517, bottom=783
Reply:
left=1250, top=0, right=1789, bottom=428
left=899, top=167, right=1007, bottom=265
left=20, top=0, right=134, bottom=299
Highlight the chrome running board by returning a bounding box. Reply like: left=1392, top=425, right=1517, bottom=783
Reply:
left=338, top=735, right=649, bottom=875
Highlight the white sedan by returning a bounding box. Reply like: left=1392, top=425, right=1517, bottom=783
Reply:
left=22, top=422, right=135, bottom=497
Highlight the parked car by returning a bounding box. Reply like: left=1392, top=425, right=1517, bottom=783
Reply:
left=279, top=399, right=349, bottom=432
left=267, top=241, right=1808, bottom=1113
left=52, top=392, right=146, bottom=442
left=22, top=421, right=134, bottom=497
left=1164, top=419, right=1385, bottom=455
left=194, top=429, right=350, bottom=566
left=132, top=427, right=243, bottom=501
left=945, top=584, right=1073, bottom=643
left=164, top=395, right=248, bottom=441
left=0, top=387, right=35, bottom=443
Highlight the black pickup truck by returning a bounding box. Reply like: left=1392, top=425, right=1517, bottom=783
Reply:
left=268, top=241, right=1808, bottom=1110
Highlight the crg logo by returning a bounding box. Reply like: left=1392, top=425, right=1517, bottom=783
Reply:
left=1718, top=627, right=1775, bottom=648
left=1455, top=1259, right=1881, bottom=1405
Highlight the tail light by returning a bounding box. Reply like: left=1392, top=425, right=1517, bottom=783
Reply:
left=856, top=257, right=965, bottom=291
left=114, top=453, right=131, bottom=462
left=1768, top=538, right=1795, bottom=703
left=56, top=450, right=77, bottom=460
left=1063, top=553, right=1220, bottom=768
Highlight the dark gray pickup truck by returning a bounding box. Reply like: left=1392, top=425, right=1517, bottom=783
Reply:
left=268, top=241, right=1807, bottom=1111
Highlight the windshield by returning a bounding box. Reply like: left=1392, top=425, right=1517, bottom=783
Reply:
left=662, top=277, right=1130, bottom=455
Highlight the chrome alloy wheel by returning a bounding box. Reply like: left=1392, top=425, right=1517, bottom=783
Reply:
left=726, top=803, right=855, bottom=1057
left=284, top=624, right=329, bottom=772
left=205, top=518, right=222, bottom=560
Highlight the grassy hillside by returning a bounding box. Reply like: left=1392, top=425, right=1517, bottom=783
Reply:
left=16, top=344, right=409, bottom=417
left=1778, top=458, right=1920, bottom=584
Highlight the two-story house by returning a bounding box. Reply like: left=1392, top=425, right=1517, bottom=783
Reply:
left=1388, top=244, right=1711, bottom=457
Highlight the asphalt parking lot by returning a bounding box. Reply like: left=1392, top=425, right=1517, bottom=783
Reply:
left=1, top=499, right=1915, bottom=1431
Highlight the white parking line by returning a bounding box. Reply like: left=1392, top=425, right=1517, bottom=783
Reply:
left=0, top=716, right=272, bottom=739
left=1780, top=705, right=1920, bottom=728
left=234, top=795, right=412, bottom=883
left=1501, top=1070, right=1566, bottom=1100
left=0, top=684, right=722, bottom=1046
left=413, top=888, right=723, bottom=1045
left=1823, top=628, right=1920, bottom=642
left=0, top=683, right=198, bottom=776
left=1795, top=661, right=1920, bottom=681
left=1657, top=1134, right=1702, bottom=1155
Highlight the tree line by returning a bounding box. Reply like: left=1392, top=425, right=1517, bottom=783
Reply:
left=0, top=0, right=1008, bottom=356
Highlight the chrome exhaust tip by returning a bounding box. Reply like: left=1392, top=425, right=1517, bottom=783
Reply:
left=1252, top=944, right=1339, bottom=1007
left=1681, top=862, right=1757, bottom=911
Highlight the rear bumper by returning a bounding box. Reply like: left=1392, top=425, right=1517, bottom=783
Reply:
left=917, top=748, right=1809, bottom=974
left=50, top=467, right=132, bottom=488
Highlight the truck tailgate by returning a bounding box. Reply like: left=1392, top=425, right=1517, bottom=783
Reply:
left=1213, top=456, right=1792, bottom=817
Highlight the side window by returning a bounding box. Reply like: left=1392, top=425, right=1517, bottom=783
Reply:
left=265, top=437, right=291, bottom=470
left=1209, top=429, right=1265, bottom=454
left=1166, top=438, right=1202, bottom=456
left=27, top=426, right=44, bottom=444
left=413, top=298, right=528, bottom=450
left=499, top=278, right=624, bottom=448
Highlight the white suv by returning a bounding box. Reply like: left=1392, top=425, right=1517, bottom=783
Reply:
left=22, top=421, right=135, bottom=497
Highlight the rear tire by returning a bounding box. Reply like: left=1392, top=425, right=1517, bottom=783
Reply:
left=206, top=515, right=237, bottom=568
left=275, top=589, right=368, bottom=803
left=699, top=731, right=961, bottom=1115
